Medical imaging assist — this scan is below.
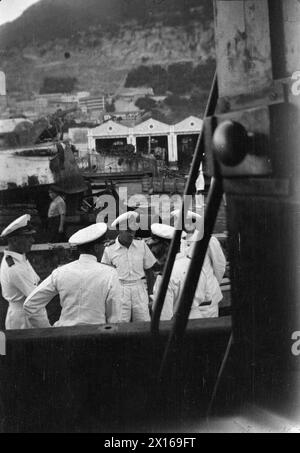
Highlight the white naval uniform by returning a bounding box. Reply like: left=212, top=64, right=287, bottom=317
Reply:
left=24, top=254, right=122, bottom=328
left=0, top=250, right=40, bottom=329
left=153, top=237, right=226, bottom=320
left=207, top=236, right=226, bottom=285
left=179, top=235, right=226, bottom=282
left=102, top=238, right=156, bottom=322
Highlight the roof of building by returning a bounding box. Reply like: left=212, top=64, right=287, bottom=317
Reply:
left=89, top=119, right=130, bottom=137
left=117, top=87, right=154, bottom=97
left=173, top=116, right=203, bottom=133
left=89, top=116, right=203, bottom=137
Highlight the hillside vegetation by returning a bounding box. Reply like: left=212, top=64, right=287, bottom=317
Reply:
left=0, top=0, right=213, bottom=49
left=0, top=0, right=215, bottom=120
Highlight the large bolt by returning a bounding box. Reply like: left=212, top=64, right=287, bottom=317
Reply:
left=212, top=120, right=248, bottom=167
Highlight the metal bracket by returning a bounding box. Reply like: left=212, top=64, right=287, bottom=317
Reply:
left=217, top=79, right=290, bottom=114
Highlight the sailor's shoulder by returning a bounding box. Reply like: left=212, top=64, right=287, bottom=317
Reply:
left=99, top=262, right=118, bottom=275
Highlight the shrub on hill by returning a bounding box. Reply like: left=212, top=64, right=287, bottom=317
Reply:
left=135, top=97, right=157, bottom=111
left=125, top=59, right=215, bottom=96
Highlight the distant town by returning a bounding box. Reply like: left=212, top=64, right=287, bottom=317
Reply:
left=0, top=70, right=203, bottom=173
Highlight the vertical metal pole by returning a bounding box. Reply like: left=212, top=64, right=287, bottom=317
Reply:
left=158, top=162, right=224, bottom=381
left=151, top=73, right=219, bottom=334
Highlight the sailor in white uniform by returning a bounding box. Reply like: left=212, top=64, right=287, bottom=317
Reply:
left=146, top=223, right=179, bottom=274
left=171, top=209, right=226, bottom=283
left=149, top=223, right=180, bottom=319
left=24, top=223, right=122, bottom=328
left=0, top=214, right=40, bottom=329
left=102, top=211, right=157, bottom=322
left=152, top=218, right=226, bottom=320
left=173, top=208, right=226, bottom=299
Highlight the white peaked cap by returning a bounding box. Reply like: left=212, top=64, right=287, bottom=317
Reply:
left=111, top=211, right=139, bottom=229
left=151, top=223, right=175, bottom=240
left=0, top=214, right=35, bottom=238
left=69, top=223, right=107, bottom=245
left=171, top=209, right=202, bottom=221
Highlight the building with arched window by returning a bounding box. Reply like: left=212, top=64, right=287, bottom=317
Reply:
left=86, top=116, right=203, bottom=168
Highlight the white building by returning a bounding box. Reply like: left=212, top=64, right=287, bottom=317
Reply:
left=61, top=92, right=90, bottom=103
left=87, top=115, right=203, bottom=165
left=79, top=95, right=105, bottom=112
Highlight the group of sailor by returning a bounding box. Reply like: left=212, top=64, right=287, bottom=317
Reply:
left=0, top=207, right=226, bottom=330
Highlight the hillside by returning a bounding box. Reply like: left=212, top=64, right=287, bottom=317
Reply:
left=0, top=0, right=213, bottom=49
left=0, top=0, right=215, bottom=118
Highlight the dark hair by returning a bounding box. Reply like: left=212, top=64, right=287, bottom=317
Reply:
left=77, top=236, right=106, bottom=254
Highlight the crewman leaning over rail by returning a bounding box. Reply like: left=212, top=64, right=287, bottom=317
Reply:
left=0, top=214, right=41, bottom=329
left=102, top=211, right=157, bottom=322
left=24, top=223, right=122, bottom=328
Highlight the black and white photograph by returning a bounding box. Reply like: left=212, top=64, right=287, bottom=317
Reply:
left=0, top=0, right=299, bottom=434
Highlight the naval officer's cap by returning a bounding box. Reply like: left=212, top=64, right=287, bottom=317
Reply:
left=69, top=223, right=107, bottom=246
left=149, top=223, right=187, bottom=242
left=111, top=211, right=139, bottom=230
left=150, top=223, right=176, bottom=241
left=0, top=214, right=36, bottom=239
